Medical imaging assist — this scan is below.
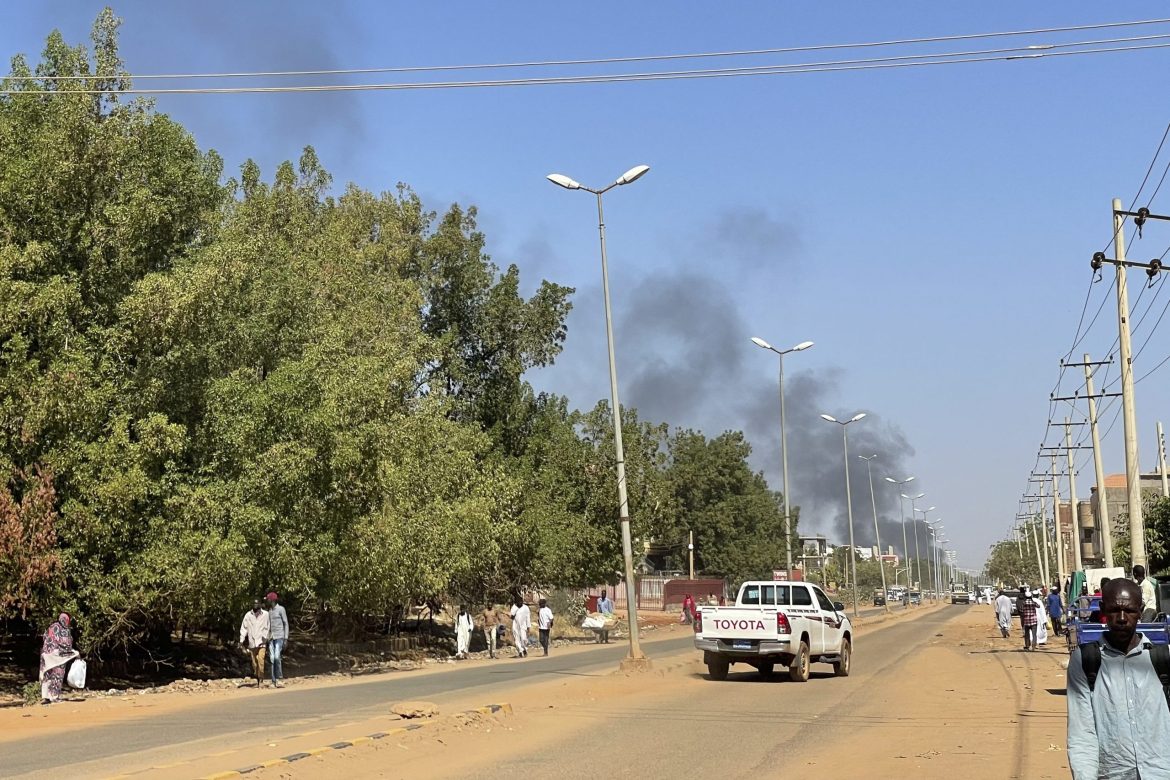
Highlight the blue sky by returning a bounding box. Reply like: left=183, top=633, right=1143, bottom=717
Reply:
left=6, top=3, right=1170, bottom=574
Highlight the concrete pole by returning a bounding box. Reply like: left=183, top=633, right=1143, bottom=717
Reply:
left=688, top=529, right=694, bottom=580
left=861, top=456, right=890, bottom=613
left=898, top=492, right=908, bottom=588
left=1052, top=456, right=1066, bottom=589
left=1113, top=197, right=1147, bottom=568
left=594, top=191, right=645, bottom=664
left=1038, top=488, right=1051, bottom=588
left=841, top=426, right=859, bottom=619
left=1084, top=354, right=1115, bottom=567
left=911, top=504, right=923, bottom=592
left=1065, top=419, right=1083, bottom=574
left=778, top=352, right=793, bottom=579
left=1030, top=511, right=1045, bottom=585
left=1158, top=421, right=1169, bottom=498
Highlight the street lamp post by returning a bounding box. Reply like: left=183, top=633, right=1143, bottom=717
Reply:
left=911, top=500, right=934, bottom=594
left=548, top=164, right=651, bottom=668
left=884, top=476, right=915, bottom=588
left=821, top=412, right=867, bottom=618
left=927, top=521, right=943, bottom=599
left=901, top=493, right=925, bottom=591
left=751, top=337, right=814, bottom=581
left=859, top=454, right=890, bottom=614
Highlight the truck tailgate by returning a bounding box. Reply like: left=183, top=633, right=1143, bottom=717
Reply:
left=701, top=607, right=778, bottom=640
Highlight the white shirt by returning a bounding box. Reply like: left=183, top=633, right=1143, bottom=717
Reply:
left=538, top=607, right=554, bottom=630
left=239, top=609, right=270, bottom=649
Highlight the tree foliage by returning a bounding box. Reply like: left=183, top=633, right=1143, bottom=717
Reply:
left=0, top=13, right=797, bottom=652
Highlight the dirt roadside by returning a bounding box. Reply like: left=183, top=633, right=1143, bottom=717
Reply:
left=241, top=602, right=972, bottom=780
left=0, top=619, right=693, bottom=745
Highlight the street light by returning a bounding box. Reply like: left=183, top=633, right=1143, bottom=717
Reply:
left=547, top=164, right=651, bottom=668
left=820, top=412, right=867, bottom=618
left=858, top=454, right=890, bottom=614
left=884, top=476, right=915, bottom=587
left=901, top=492, right=925, bottom=592
left=928, top=520, right=944, bottom=598
left=913, top=504, right=935, bottom=597
left=751, top=336, right=814, bottom=580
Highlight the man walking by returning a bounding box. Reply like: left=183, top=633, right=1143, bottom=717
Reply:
left=455, top=605, right=474, bottom=659
left=1017, top=587, right=1038, bottom=651
left=994, top=589, right=1013, bottom=639
left=596, top=590, right=614, bottom=644
left=1133, top=565, right=1158, bottom=622
left=1067, top=578, right=1170, bottom=778
left=481, top=604, right=503, bottom=659
left=1046, top=585, right=1064, bottom=638
left=266, top=592, right=289, bottom=688
left=239, top=599, right=270, bottom=688
left=510, top=596, right=531, bottom=658
left=537, top=598, right=554, bottom=657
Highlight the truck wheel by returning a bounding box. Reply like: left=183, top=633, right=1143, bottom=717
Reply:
left=834, top=639, right=852, bottom=677
left=707, top=657, right=729, bottom=681
left=788, top=641, right=810, bottom=682
left=756, top=661, right=775, bottom=679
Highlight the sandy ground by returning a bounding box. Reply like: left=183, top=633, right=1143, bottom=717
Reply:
left=239, top=602, right=1057, bottom=780
left=0, top=618, right=689, bottom=746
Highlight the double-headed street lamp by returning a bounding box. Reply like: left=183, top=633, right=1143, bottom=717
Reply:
left=912, top=504, right=935, bottom=593
left=884, top=476, right=915, bottom=587
left=820, top=412, right=867, bottom=618
left=927, top=520, right=943, bottom=600
left=900, top=492, right=925, bottom=589
left=750, top=337, right=814, bottom=580
left=859, top=454, right=890, bottom=614
left=548, top=164, right=651, bottom=668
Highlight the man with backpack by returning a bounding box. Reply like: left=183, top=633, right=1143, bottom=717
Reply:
left=1067, top=578, right=1170, bottom=779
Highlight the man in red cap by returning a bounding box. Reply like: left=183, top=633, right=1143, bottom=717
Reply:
left=266, top=592, right=289, bottom=688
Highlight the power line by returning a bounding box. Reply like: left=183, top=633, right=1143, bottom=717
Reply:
left=9, top=17, right=1170, bottom=81
left=6, top=39, right=1170, bottom=95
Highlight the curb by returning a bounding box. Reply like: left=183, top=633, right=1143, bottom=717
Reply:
left=196, top=703, right=513, bottom=779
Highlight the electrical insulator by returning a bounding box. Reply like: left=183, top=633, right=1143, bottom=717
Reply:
left=1137, top=207, right=1150, bottom=238
left=1091, top=252, right=1105, bottom=271
left=1148, top=258, right=1163, bottom=280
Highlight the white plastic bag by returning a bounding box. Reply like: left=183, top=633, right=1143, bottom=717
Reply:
left=66, top=658, right=87, bottom=689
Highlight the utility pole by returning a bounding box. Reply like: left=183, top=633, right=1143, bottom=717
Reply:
left=1021, top=509, right=1045, bottom=584
left=1082, top=354, right=1115, bottom=567
left=1026, top=483, right=1051, bottom=586
left=1065, top=420, right=1083, bottom=574
left=1159, top=421, right=1169, bottom=498
left=688, top=530, right=694, bottom=580
left=1112, top=197, right=1147, bottom=568
left=1052, top=456, right=1065, bottom=588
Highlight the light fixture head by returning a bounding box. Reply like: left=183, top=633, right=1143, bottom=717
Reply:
left=547, top=173, right=581, bottom=190
left=820, top=414, right=838, bottom=423
left=750, top=336, right=773, bottom=350
left=850, top=412, right=867, bottom=422
left=616, top=164, right=650, bottom=185
left=793, top=340, right=815, bottom=351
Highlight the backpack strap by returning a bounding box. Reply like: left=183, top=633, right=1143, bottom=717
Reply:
left=1081, top=641, right=1102, bottom=692
left=1149, top=643, right=1170, bottom=710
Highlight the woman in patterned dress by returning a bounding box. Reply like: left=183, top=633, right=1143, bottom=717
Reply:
left=39, top=613, right=78, bottom=704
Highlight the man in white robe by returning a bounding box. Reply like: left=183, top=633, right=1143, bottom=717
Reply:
left=455, top=605, right=474, bottom=659
left=510, top=596, right=531, bottom=658
left=994, top=589, right=1013, bottom=638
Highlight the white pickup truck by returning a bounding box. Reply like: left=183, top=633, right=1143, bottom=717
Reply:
left=693, top=581, right=852, bottom=682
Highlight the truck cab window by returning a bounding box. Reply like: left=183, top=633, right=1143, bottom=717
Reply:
left=813, top=588, right=836, bottom=612
left=761, top=585, right=775, bottom=604
left=776, top=586, right=790, bottom=606
left=741, top=585, right=761, bottom=605
left=792, top=586, right=813, bottom=606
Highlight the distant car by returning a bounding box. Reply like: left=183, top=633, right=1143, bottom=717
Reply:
left=873, top=589, right=886, bottom=606
left=909, top=590, right=922, bottom=605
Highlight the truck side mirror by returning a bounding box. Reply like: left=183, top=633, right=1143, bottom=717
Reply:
left=833, top=601, right=845, bottom=612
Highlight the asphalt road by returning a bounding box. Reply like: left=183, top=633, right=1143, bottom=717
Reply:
left=452, top=606, right=966, bottom=780
left=2, top=634, right=699, bottom=778
left=1, top=605, right=893, bottom=778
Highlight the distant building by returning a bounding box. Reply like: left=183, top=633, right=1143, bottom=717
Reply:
left=798, top=535, right=831, bottom=573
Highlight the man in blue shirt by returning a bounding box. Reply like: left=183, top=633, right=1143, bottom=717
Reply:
left=1046, top=585, right=1064, bottom=637
left=266, top=592, right=289, bottom=689
left=596, top=591, right=614, bottom=644
left=1067, top=579, right=1170, bottom=779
